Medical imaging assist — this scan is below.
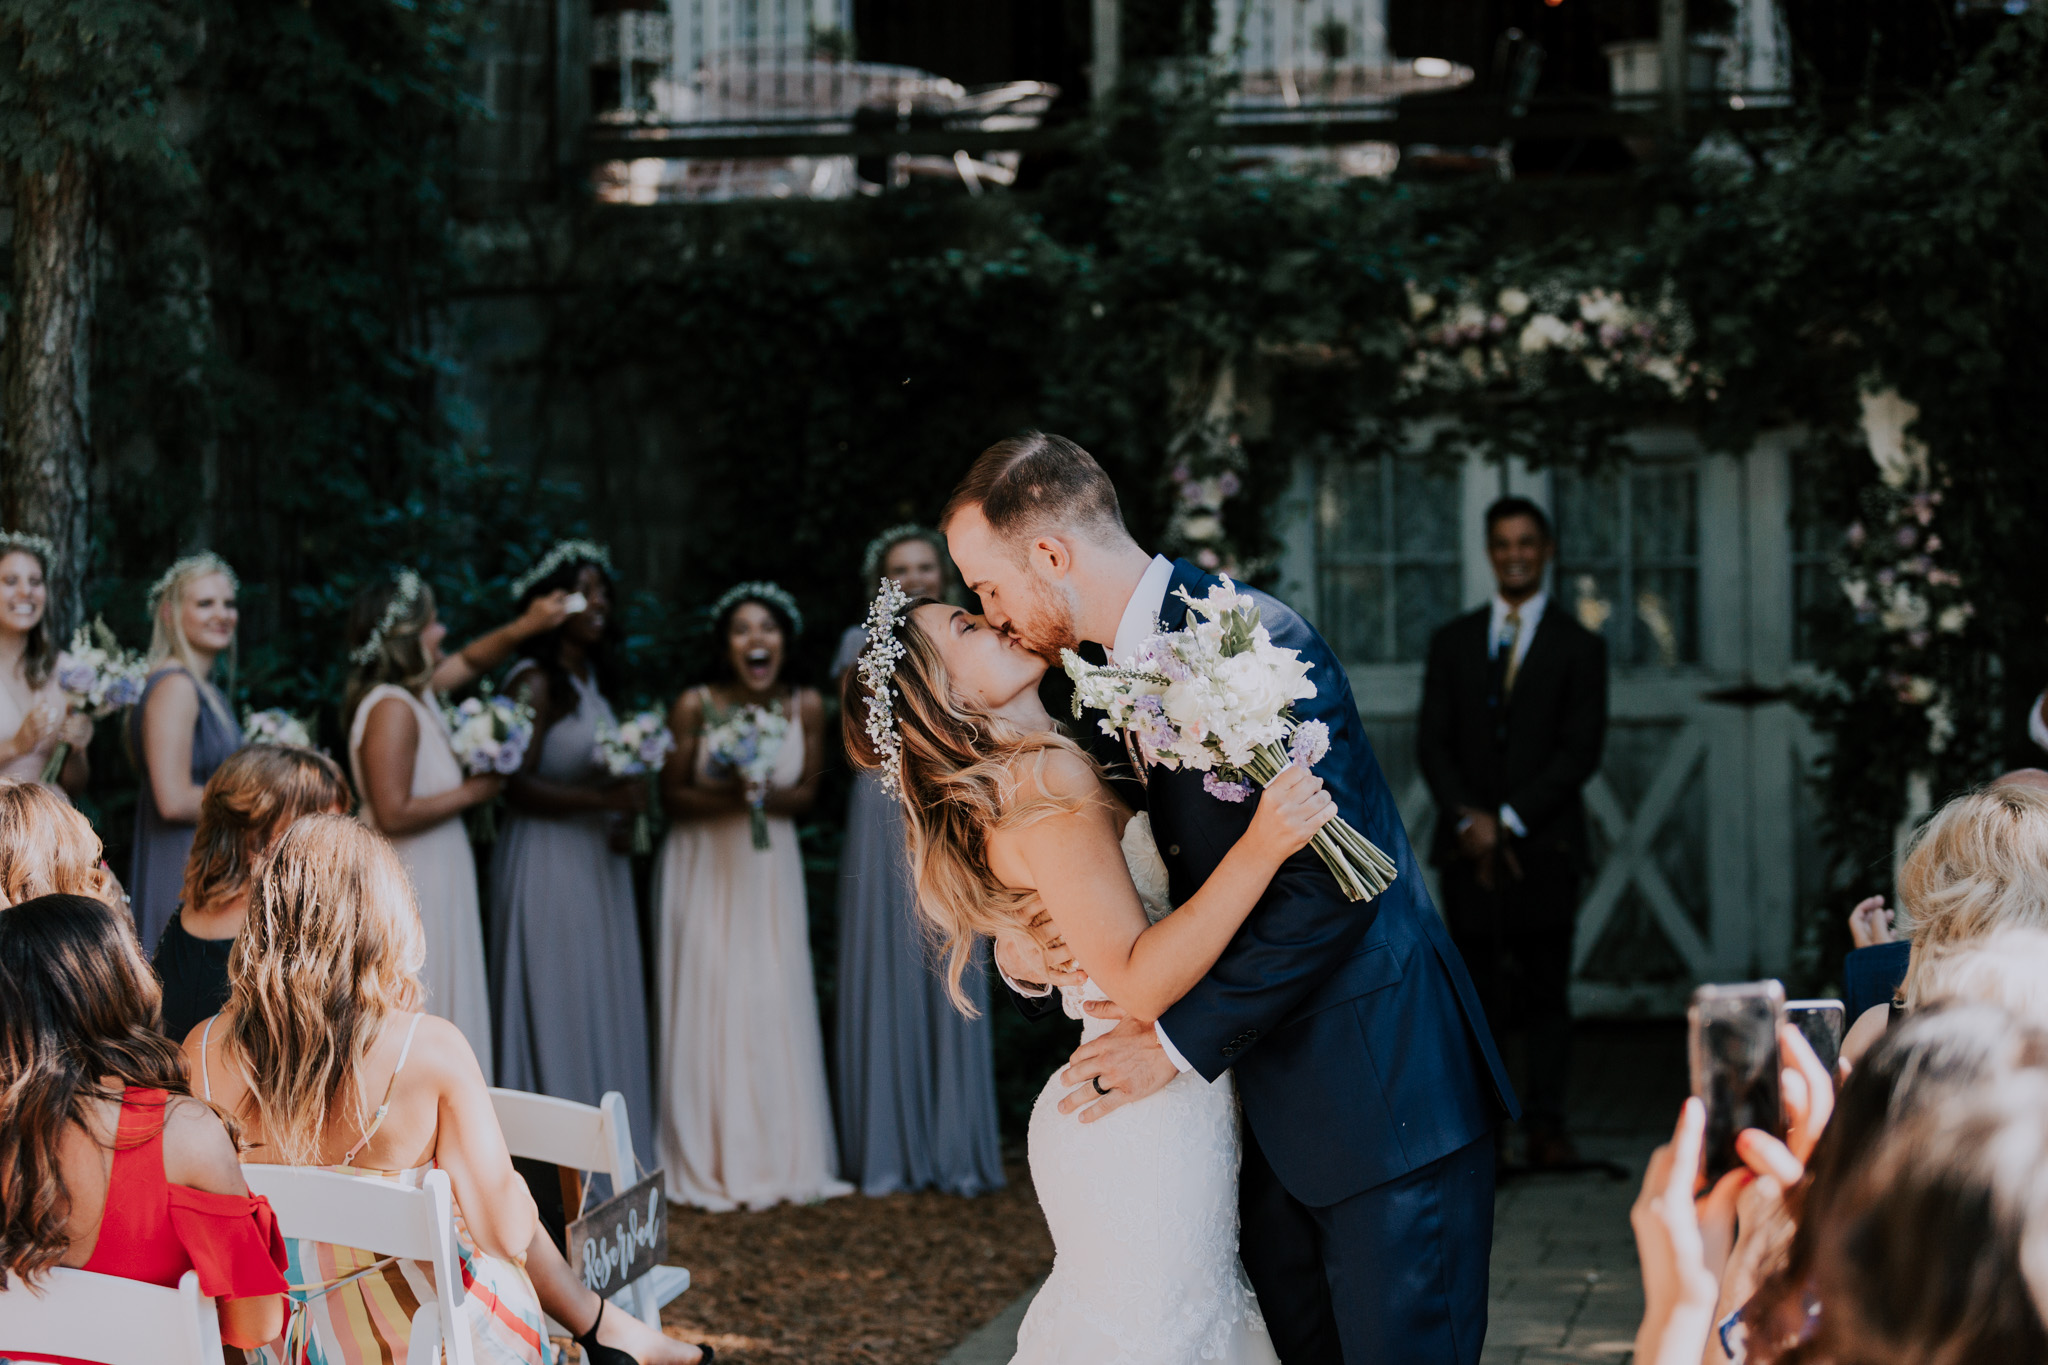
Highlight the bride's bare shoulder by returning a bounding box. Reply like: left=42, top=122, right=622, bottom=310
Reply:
left=1001, top=743, right=1102, bottom=806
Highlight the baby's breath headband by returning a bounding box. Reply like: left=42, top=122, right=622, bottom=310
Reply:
left=147, top=552, right=239, bottom=613
left=709, top=580, right=804, bottom=637
left=0, top=531, right=56, bottom=565
left=510, top=539, right=614, bottom=601
left=351, top=570, right=426, bottom=667
left=861, top=524, right=941, bottom=582
left=856, top=577, right=913, bottom=800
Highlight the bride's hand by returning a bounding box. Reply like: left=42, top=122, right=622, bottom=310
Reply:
left=1245, top=766, right=1338, bottom=867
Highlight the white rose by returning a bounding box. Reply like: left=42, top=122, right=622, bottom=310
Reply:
left=1497, top=287, right=1530, bottom=317
left=1519, top=314, right=1572, bottom=354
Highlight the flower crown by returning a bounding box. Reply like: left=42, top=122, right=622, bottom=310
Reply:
left=351, top=570, right=426, bottom=667
left=861, top=524, right=940, bottom=583
left=856, top=577, right=913, bottom=800
left=511, top=539, right=614, bottom=601
left=0, top=530, right=56, bottom=566
left=709, top=580, right=804, bottom=637
left=147, top=552, right=239, bottom=614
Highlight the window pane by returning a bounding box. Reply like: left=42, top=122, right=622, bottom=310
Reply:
left=1395, top=563, right=1461, bottom=663
left=1554, top=468, right=1623, bottom=564
left=1634, top=567, right=1699, bottom=666
left=1318, top=563, right=1388, bottom=662
left=1561, top=569, right=1624, bottom=645
left=1392, top=460, right=1459, bottom=557
left=1318, top=458, right=1385, bottom=560
left=1631, top=466, right=1698, bottom=561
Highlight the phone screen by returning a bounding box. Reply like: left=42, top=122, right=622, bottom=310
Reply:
left=1688, top=982, right=1786, bottom=1184
left=1786, top=999, right=1846, bottom=1078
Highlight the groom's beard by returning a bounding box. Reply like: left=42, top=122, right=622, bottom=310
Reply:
left=1009, top=576, right=1081, bottom=661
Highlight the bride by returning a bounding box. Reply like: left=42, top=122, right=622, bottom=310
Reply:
left=843, top=581, right=1335, bottom=1364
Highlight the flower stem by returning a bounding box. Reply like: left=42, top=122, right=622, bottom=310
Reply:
left=1243, top=742, right=1397, bottom=902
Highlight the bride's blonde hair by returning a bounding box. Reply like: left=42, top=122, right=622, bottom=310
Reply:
left=842, top=599, right=1094, bottom=1015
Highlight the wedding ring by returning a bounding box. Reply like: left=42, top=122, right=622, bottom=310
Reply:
left=1091, top=1077, right=1111, bottom=1096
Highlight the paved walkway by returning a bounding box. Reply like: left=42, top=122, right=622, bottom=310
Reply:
left=943, top=1022, right=1688, bottom=1365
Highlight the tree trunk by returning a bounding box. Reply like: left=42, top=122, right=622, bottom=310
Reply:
left=4, top=146, right=95, bottom=640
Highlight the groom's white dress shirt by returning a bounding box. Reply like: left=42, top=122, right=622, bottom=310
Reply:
left=1005, top=554, right=1200, bottom=1075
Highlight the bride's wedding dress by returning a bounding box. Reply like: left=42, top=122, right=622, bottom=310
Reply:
left=1011, top=812, right=1280, bottom=1365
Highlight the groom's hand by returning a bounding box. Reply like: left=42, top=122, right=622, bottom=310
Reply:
left=1059, top=1010, right=1177, bottom=1123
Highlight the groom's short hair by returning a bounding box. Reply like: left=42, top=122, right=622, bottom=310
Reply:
left=942, top=432, right=1128, bottom=546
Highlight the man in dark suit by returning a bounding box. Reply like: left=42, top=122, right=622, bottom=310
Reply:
left=947, top=432, right=1516, bottom=1365
left=1418, top=496, right=1607, bottom=1169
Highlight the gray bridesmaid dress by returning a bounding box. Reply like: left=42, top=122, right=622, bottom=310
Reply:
left=831, top=625, right=1005, bottom=1197
left=129, top=667, right=242, bottom=954
left=489, top=665, right=655, bottom=1162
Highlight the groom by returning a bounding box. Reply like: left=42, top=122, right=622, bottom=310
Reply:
left=943, top=433, right=1517, bottom=1365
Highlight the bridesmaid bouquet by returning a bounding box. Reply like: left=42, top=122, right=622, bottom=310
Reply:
left=593, top=708, right=676, bottom=854
left=442, top=687, right=535, bottom=843
left=242, top=708, right=314, bottom=748
left=40, top=620, right=149, bottom=783
left=1060, top=576, right=1399, bottom=902
left=702, top=704, right=789, bottom=850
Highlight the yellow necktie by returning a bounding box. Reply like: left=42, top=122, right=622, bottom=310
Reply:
left=1502, top=609, right=1524, bottom=695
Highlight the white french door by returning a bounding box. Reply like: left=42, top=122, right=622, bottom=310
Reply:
left=1269, top=427, right=1822, bottom=1014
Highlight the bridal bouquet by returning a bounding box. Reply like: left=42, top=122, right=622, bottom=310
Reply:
left=41, top=621, right=149, bottom=782
left=442, top=687, right=534, bottom=843
left=593, top=708, right=676, bottom=854
left=1061, top=577, right=1399, bottom=902
left=702, top=703, right=789, bottom=850
left=242, top=708, right=314, bottom=749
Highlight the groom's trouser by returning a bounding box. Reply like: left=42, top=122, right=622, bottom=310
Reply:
left=1239, top=1122, right=1494, bottom=1365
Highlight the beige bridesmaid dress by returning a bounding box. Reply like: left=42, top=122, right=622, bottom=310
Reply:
left=349, top=684, right=494, bottom=1079
left=655, top=687, right=851, bottom=1210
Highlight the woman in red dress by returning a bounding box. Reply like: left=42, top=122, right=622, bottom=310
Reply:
left=0, top=892, right=288, bottom=1360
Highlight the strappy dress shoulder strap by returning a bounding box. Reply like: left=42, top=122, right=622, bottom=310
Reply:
left=341, top=1013, right=426, bottom=1167
left=199, top=1017, right=216, bottom=1102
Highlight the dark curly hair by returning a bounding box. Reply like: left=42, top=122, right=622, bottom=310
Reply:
left=514, top=556, right=624, bottom=707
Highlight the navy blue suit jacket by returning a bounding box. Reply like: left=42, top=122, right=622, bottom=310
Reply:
left=1145, top=561, right=1517, bottom=1207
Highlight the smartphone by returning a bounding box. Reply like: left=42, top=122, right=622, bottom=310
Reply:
left=1688, top=980, right=1787, bottom=1184
left=1785, top=999, right=1847, bottom=1079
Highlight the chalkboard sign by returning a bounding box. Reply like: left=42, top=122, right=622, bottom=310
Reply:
left=567, top=1172, right=669, bottom=1295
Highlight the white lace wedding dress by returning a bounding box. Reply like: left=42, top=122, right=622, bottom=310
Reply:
left=1010, top=813, right=1279, bottom=1365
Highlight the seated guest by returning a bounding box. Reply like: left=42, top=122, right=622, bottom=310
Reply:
left=0, top=894, right=288, bottom=1357
left=184, top=815, right=703, bottom=1365
left=152, top=746, right=351, bottom=1041
left=0, top=779, right=122, bottom=909
left=1841, top=780, right=2048, bottom=1063
left=1912, top=926, right=2048, bottom=1022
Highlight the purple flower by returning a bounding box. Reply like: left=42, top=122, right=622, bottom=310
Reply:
left=57, top=662, right=96, bottom=694
left=103, top=676, right=143, bottom=709
left=1895, top=526, right=1918, bottom=549
left=1906, top=630, right=1930, bottom=650
left=1846, top=522, right=1866, bottom=548
left=1203, top=772, right=1251, bottom=803
left=1216, top=472, right=1242, bottom=498
left=493, top=735, right=528, bottom=775
left=1289, top=720, right=1331, bottom=769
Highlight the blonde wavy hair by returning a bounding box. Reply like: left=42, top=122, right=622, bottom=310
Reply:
left=222, top=813, right=426, bottom=1165
left=146, top=552, right=239, bottom=732
left=841, top=598, right=1096, bottom=1014
left=0, top=781, right=121, bottom=910
left=1899, top=782, right=2048, bottom=1007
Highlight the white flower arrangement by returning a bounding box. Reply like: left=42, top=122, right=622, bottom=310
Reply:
left=40, top=620, right=150, bottom=782
left=1060, top=577, right=1398, bottom=902
left=702, top=703, right=790, bottom=850
left=511, top=540, right=613, bottom=601
left=593, top=708, right=676, bottom=854
left=1400, top=278, right=1712, bottom=403
left=443, top=690, right=536, bottom=777
left=242, top=708, right=314, bottom=749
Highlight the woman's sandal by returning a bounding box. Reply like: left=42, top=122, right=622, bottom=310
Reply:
left=573, top=1298, right=715, bottom=1365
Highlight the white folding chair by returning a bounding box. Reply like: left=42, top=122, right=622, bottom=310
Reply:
left=0, top=1267, right=222, bottom=1365
left=242, top=1163, right=474, bottom=1365
left=488, top=1087, right=690, bottom=1330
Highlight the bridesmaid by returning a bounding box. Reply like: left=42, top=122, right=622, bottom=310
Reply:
left=830, top=528, right=1004, bottom=1197
left=0, top=532, right=91, bottom=798
left=489, top=543, right=655, bottom=1162
left=655, top=581, right=850, bottom=1209
left=131, top=552, right=243, bottom=954
left=345, top=570, right=572, bottom=1078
